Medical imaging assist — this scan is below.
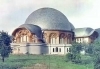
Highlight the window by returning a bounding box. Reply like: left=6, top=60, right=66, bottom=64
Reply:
left=60, top=38, right=64, bottom=44
left=59, top=48, right=61, bottom=52
left=23, top=35, right=27, bottom=42
left=53, top=48, right=54, bottom=52
left=77, top=38, right=79, bottom=41
left=80, top=38, right=81, bottom=41
left=67, top=48, right=69, bottom=52
left=26, top=36, right=29, bottom=42
left=59, top=33, right=65, bottom=44
left=56, top=47, right=58, bottom=52
left=50, top=33, right=56, bottom=44
left=69, top=48, right=71, bottom=52
left=21, top=36, right=23, bottom=42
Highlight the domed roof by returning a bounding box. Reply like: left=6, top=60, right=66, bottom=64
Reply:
left=74, top=27, right=95, bottom=37
left=12, top=24, right=42, bottom=39
left=25, top=7, right=72, bottom=31
left=19, top=24, right=42, bottom=38
left=69, top=22, right=75, bottom=31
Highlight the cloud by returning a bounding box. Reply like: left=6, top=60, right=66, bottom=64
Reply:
left=0, top=0, right=98, bottom=35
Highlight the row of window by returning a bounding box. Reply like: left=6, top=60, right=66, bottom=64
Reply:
left=20, top=35, right=29, bottom=42
left=76, top=38, right=88, bottom=43
left=52, top=47, right=71, bottom=53
left=15, top=35, right=37, bottom=43
left=50, top=38, right=71, bottom=44
left=53, top=47, right=61, bottom=52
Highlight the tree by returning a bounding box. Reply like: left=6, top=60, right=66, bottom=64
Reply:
left=85, top=43, right=94, bottom=56
left=0, top=31, right=12, bottom=62
left=66, top=42, right=82, bottom=63
left=85, top=39, right=100, bottom=69
left=91, top=40, right=100, bottom=69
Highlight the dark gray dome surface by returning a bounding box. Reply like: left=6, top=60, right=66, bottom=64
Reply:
left=25, top=8, right=71, bottom=31
left=74, top=27, right=95, bottom=37
left=69, top=22, right=75, bottom=31
left=19, top=24, right=42, bottom=39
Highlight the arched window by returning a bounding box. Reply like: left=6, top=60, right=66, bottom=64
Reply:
left=67, top=34, right=71, bottom=44
left=59, top=33, right=65, bottom=44
left=59, top=35, right=64, bottom=44
left=50, top=33, right=56, bottom=44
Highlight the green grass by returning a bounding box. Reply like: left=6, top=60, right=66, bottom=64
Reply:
left=0, top=54, right=94, bottom=69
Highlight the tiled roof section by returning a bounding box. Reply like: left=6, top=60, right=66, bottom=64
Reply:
left=25, top=7, right=73, bottom=31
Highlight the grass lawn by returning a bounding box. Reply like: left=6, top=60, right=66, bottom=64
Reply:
left=0, top=55, right=94, bottom=69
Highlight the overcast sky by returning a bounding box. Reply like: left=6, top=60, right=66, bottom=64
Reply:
left=0, top=0, right=100, bottom=34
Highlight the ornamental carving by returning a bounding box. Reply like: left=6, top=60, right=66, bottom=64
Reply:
left=49, top=33, right=57, bottom=38
left=13, top=28, right=32, bottom=43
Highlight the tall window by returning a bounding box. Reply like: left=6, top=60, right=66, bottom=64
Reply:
left=27, top=36, right=29, bottom=42
left=59, top=33, right=65, bottom=44
left=21, top=36, right=23, bottom=42
left=50, top=33, right=56, bottom=44
left=53, top=48, right=54, bottom=52
left=69, top=48, right=71, bottom=52
left=59, top=48, right=61, bottom=52
left=67, top=48, right=69, bottom=52
left=56, top=47, right=58, bottom=52
left=23, top=35, right=27, bottom=42
left=67, top=34, right=71, bottom=44
left=60, top=38, right=64, bottom=44
left=20, top=35, right=29, bottom=42
left=67, top=48, right=71, bottom=53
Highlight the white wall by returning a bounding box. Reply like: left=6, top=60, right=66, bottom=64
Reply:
left=76, top=37, right=89, bottom=43
left=11, top=43, right=72, bottom=55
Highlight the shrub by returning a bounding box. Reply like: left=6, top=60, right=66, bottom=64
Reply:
left=66, top=53, right=81, bottom=64
left=66, top=53, right=73, bottom=62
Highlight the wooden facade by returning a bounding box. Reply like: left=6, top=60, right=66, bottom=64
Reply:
left=43, top=30, right=73, bottom=44
left=12, top=28, right=73, bottom=44
left=12, top=28, right=39, bottom=43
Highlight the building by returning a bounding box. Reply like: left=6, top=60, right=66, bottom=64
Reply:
left=74, top=27, right=98, bottom=43
left=11, top=7, right=99, bottom=55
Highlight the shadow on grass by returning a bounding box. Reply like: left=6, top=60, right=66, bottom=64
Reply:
left=10, top=58, right=43, bottom=62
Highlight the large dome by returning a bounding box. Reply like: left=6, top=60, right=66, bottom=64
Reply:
left=25, top=7, right=72, bottom=31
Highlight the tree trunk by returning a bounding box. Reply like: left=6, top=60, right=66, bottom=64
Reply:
left=2, top=57, right=4, bottom=62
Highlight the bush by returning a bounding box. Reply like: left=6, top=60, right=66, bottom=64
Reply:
left=66, top=53, right=73, bottom=62
left=94, top=62, right=100, bottom=69
left=71, top=54, right=81, bottom=64
left=66, top=53, right=81, bottom=64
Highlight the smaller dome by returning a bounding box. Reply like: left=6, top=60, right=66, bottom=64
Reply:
left=74, top=27, right=95, bottom=37
left=19, top=24, right=42, bottom=39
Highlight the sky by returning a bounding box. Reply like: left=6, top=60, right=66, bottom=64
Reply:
left=0, top=0, right=100, bottom=35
